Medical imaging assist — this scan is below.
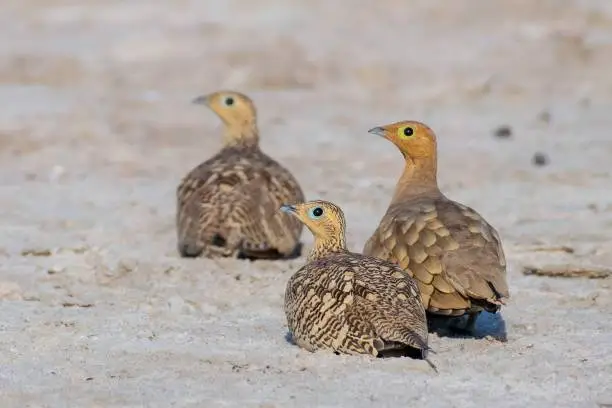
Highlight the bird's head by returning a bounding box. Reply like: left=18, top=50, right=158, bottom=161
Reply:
left=192, top=90, right=258, bottom=146
left=368, top=120, right=437, bottom=161
left=280, top=200, right=347, bottom=256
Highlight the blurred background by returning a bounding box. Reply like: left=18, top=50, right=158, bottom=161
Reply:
left=2, top=0, right=611, bottom=253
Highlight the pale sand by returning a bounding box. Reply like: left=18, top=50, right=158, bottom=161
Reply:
left=1, top=1, right=611, bottom=407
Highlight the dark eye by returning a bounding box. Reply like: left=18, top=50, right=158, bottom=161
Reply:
left=308, top=206, right=324, bottom=219
left=403, top=127, right=414, bottom=137
left=225, top=97, right=234, bottom=106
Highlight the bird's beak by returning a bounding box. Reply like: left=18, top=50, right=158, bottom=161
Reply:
left=192, top=94, right=210, bottom=105
left=368, top=126, right=387, bottom=138
left=280, top=204, right=297, bottom=215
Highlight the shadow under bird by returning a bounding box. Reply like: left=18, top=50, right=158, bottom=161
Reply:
left=281, top=200, right=435, bottom=370
left=363, top=121, right=510, bottom=336
left=176, top=90, right=304, bottom=259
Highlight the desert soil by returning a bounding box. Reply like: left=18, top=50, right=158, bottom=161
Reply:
left=1, top=0, right=611, bottom=407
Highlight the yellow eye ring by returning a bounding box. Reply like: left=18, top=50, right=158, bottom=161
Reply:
left=398, top=126, right=414, bottom=138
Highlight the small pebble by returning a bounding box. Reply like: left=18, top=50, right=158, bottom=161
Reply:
left=532, top=152, right=549, bottom=166
left=538, top=111, right=551, bottom=124
left=47, top=266, right=64, bottom=275
left=493, top=125, right=512, bottom=139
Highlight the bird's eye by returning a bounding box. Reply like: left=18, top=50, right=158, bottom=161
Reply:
left=224, top=97, right=234, bottom=106
left=309, top=207, right=324, bottom=219
left=402, top=127, right=414, bottom=137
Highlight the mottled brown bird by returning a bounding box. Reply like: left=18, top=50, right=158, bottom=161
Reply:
left=176, top=91, right=304, bottom=259
left=363, top=121, right=509, bottom=334
left=281, top=200, right=432, bottom=365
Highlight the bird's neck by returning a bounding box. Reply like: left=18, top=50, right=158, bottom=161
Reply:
left=390, top=155, right=440, bottom=204
left=223, top=121, right=260, bottom=148
left=308, top=235, right=348, bottom=262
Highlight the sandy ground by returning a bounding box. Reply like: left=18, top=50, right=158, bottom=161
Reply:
left=1, top=0, right=612, bottom=407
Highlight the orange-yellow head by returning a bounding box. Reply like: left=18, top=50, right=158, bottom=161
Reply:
left=368, top=120, right=437, bottom=161
left=192, top=90, right=259, bottom=146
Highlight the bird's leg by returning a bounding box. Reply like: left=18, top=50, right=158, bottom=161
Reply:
left=463, top=311, right=480, bottom=333
left=449, top=311, right=480, bottom=336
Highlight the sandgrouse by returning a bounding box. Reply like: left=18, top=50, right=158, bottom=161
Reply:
left=176, top=91, right=304, bottom=259
left=282, top=200, right=432, bottom=366
left=363, top=121, right=509, bottom=335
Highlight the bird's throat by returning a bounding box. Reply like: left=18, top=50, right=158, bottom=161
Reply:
left=223, top=122, right=259, bottom=147
left=391, top=156, right=440, bottom=204
left=308, top=236, right=347, bottom=262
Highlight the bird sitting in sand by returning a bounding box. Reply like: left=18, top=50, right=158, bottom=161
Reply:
left=281, top=200, right=433, bottom=367
left=363, top=121, right=509, bottom=336
left=176, top=91, right=304, bottom=259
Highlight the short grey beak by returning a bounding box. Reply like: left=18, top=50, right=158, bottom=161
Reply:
left=368, top=126, right=386, bottom=137
left=192, top=95, right=209, bottom=105
left=280, top=204, right=297, bottom=214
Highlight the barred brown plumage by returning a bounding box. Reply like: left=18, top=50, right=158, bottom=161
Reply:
left=281, top=200, right=433, bottom=369
left=176, top=91, right=304, bottom=259
left=363, top=121, right=509, bottom=335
